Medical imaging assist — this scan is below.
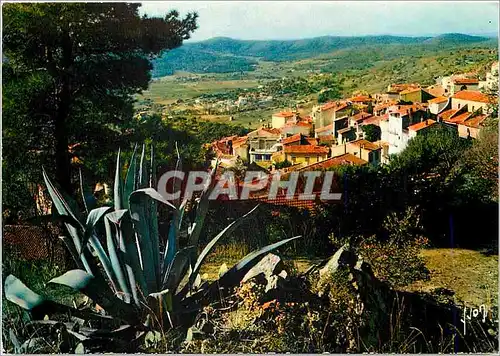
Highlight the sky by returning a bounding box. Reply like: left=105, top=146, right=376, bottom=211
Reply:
left=139, top=1, right=499, bottom=42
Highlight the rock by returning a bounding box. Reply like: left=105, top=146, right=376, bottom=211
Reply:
left=318, top=244, right=357, bottom=280
left=242, top=253, right=285, bottom=283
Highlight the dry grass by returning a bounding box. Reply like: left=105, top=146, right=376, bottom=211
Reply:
left=403, top=248, right=498, bottom=308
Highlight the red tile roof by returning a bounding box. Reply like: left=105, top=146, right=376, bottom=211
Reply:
left=300, top=154, right=367, bottom=170
left=273, top=111, right=296, bottom=118
left=426, top=85, right=446, bottom=98
left=453, top=78, right=479, bottom=85
left=306, top=137, right=319, bottom=146
left=351, top=112, right=373, bottom=122
left=428, top=96, right=448, bottom=104
left=462, top=114, right=488, bottom=128
left=349, top=95, right=374, bottom=103
left=438, top=109, right=459, bottom=121
left=360, top=115, right=384, bottom=126
left=408, top=119, right=436, bottom=131
left=284, top=145, right=329, bottom=154
left=387, top=83, right=421, bottom=94
left=452, top=90, right=490, bottom=104
left=445, top=112, right=472, bottom=124
left=320, top=101, right=350, bottom=112
left=315, top=123, right=333, bottom=133
left=318, top=135, right=335, bottom=143
left=400, top=88, right=422, bottom=95
left=348, top=139, right=381, bottom=151
left=282, top=133, right=302, bottom=145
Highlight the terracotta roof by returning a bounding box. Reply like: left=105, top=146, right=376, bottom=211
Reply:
left=426, top=85, right=446, bottom=98
left=250, top=127, right=282, bottom=136
left=438, top=109, right=459, bottom=121
left=360, top=115, right=383, bottom=126
left=387, top=83, right=421, bottom=94
left=349, top=95, right=373, bottom=103
left=284, top=145, right=329, bottom=154
left=400, top=88, right=422, bottom=95
left=428, top=96, right=448, bottom=104
left=300, top=154, right=367, bottom=171
left=453, top=78, right=479, bottom=85
left=462, top=114, right=488, bottom=128
left=348, top=139, right=381, bottom=151
left=408, top=119, right=436, bottom=131
left=282, top=133, right=302, bottom=145
left=306, top=137, right=318, bottom=146
left=338, top=127, right=354, bottom=134
left=445, top=112, right=473, bottom=124
left=351, top=112, right=373, bottom=122
left=318, top=135, right=335, bottom=143
left=320, top=101, right=350, bottom=112
left=315, top=123, right=333, bottom=133
left=452, top=90, right=490, bottom=104
left=273, top=111, right=296, bottom=118
left=232, top=136, right=248, bottom=148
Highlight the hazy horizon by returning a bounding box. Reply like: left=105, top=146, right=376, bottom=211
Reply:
left=140, top=1, right=499, bottom=42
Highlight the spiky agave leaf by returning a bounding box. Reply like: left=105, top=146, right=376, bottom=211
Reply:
left=48, top=270, right=139, bottom=324
left=183, top=204, right=260, bottom=295
left=123, top=144, right=138, bottom=210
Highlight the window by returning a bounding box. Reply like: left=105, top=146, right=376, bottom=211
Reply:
left=458, top=103, right=461, bottom=109
left=472, top=106, right=475, bottom=111
left=291, top=156, right=296, bottom=163
left=305, top=156, right=310, bottom=164
left=255, top=154, right=262, bottom=161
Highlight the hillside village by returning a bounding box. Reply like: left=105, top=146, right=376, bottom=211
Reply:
left=209, top=61, right=498, bottom=175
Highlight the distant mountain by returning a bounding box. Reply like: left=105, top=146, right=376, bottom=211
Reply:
left=423, top=33, right=493, bottom=45
left=151, top=33, right=495, bottom=77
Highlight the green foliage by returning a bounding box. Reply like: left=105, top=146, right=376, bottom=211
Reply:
left=318, top=87, right=342, bottom=103
left=361, top=124, right=381, bottom=142
left=4, top=147, right=299, bottom=351
left=358, top=207, right=430, bottom=287
left=274, top=160, right=293, bottom=169
left=151, top=34, right=494, bottom=76
left=2, top=2, right=198, bottom=203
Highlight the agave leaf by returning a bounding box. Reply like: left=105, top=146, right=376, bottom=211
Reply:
left=114, top=148, right=123, bottom=211
left=162, top=247, right=195, bottom=292
left=129, top=188, right=176, bottom=210
left=138, top=143, right=148, bottom=189
left=4, top=275, right=110, bottom=322
left=123, top=144, right=138, bottom=209
left=79, top=168, right=97, bottom=215
left=104, top=216, right=132, bottom=303
left=187, top=161, right=219, bottom=247
left=107, top=210, right=147, bottom=306
left=187, top=205, right=259, bottom=291
left=48, top=270, right=139, bottom=324
left=80, top=206, right=113, bottom=255
left=87, top=234, right=119, bottom=293
left=149, top=143, right=156, bottom=189
left=106, top=210, right=148, bottom=297
left=4, top=275, right=45, bottom=311
left=218, top=263, right=229, bottom=278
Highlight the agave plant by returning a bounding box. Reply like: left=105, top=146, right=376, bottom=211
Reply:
left=4, top=144, right=299, bottom=351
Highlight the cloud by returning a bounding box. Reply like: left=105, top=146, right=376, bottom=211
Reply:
left=139, top=1, right=499, bottom=42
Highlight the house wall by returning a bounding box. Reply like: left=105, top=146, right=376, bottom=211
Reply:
left=451, top=99, right=488, bottom=113
left=234, top=145, right=249, bottom=162
left=284, top=152, right=328, bottom=165
left=345, top=143, right=380, bottom=165
left=429, top=100, right=449, bottom=115
left=271, top=115, right=287, bottom=129
left=458, top=124, right=480, bottom=139
left=281, top=125, right=310, bottom=136
left=452, top=83, right=479, bottom=94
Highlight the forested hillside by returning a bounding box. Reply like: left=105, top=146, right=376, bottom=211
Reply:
left=152, top=33, right=496, bottom=77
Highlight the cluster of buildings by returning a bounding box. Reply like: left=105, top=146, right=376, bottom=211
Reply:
left=209, top=61, right=498, bottom=174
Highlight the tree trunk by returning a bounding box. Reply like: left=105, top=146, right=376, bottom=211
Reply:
left=54, top=33, right=74, bottom=195
left=54, top=97, right=72, bottom=194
